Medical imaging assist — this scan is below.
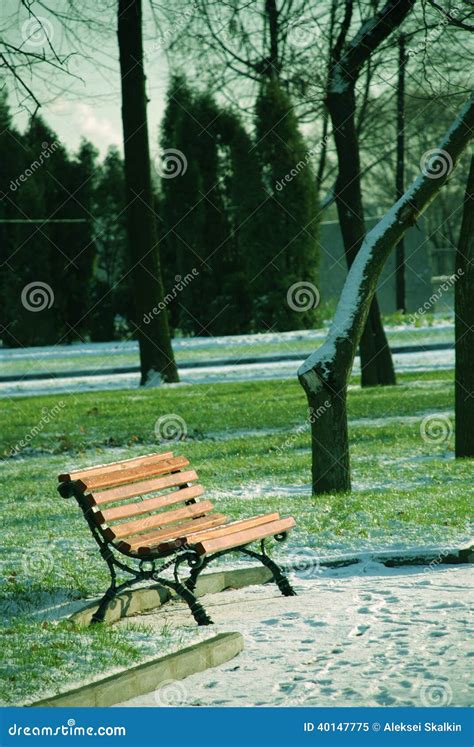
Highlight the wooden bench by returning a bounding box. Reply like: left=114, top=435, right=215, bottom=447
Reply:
left=58, top=451, right=296, bottom=625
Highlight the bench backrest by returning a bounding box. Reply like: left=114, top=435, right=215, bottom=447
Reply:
left=58, top=451, right=224, bottom=555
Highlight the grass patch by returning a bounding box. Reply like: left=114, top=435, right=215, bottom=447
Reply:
left=0, top=617, right=187, bottom=705
left=1, top=366, right=471, bottom=704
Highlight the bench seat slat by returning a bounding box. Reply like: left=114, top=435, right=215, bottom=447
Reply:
left=119, top=514, right=228, bottom=553
left=110, top=500, right=215, bottom=539
left=75, top=457, right=189, bottom=492
left=82, top=457, right=193, bottom=505
left=97, top=484, right=204, bottom=522
left=192, top=516, right=296, bottom=556
left=183, top=512, right=281, bottom=543
left=88, top=466, right=196, bottom=506
left=59, top=451, right=174, bottom=482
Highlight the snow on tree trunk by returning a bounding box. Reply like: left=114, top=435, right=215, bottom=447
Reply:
left=455, top=154, right=474, bottom=458
left=299, top=94, right=474, bottom=494
left=328, top=87, right=396, bottom=388
left=324, top=0, right=417, bottom=388
left=117, top=0, right=178, bottom=385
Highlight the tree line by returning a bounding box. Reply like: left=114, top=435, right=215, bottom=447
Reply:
left=0, top=72, right=319, bottom=348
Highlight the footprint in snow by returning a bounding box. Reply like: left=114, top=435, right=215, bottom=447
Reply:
left=348, top=624, right=370, bottom=637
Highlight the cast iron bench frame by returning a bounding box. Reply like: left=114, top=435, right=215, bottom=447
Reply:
left=58, top=451, right=296, bottom=625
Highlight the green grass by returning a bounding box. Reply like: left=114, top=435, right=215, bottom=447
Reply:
left=0, top=322, right=453, bottom=376
left=1, top=366, right=472, bottom=704
left=0, top=619, right=167, bottom=706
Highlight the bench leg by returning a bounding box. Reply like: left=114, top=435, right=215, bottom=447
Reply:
left=241, top=547, right=297, bottom=597
left=184, top=559, right=209, bottom=593
left=91, top=585, right=117, bottom=624
left=174, top=582, right=213, bottom=626
left=169, top=555, right=214, bottom=626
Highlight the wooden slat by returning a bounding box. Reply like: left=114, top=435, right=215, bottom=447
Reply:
left=58, top=451, right=174, bottom=482
left=89, top=466, right=195, bottom=506
left=97, top=484, right=204, bottom=523
left=184, top=512, right=280, bottom=543
left=119, top=513, right=228, bottom=553
left=78, top=457, right=191, bottom=493
left=111, top=500, right=215, bottom=539
left=192, top=516, right=296, bottom=556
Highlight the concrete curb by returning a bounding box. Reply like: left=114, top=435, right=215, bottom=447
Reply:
left=29, top=632, right=244, bottom=707
left=282, top=544, right=474, bottom=573
left=69, top=545, right=473, bottom=626
left=69, top=566, right=273, bottom=626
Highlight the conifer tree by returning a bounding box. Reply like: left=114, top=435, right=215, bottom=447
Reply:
left=252, top=79, right=319, bottom=330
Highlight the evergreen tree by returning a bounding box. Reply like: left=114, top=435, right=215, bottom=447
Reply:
left=253, top=80, right=319, bottom=330
left=89, top=146, right=131, bottom=340
left=0, top=104, right=59, bottom=346
left=159, top=76, right=261, bottom=335
left=45, top=135, right=98, bottom=342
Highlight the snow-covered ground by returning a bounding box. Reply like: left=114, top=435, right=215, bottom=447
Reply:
left=0, top=348, right=454, bottom=398
left=117, top=562, right=473, bottom=708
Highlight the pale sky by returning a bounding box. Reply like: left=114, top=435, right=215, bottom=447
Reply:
left=4, top=0, right=173, bottom=159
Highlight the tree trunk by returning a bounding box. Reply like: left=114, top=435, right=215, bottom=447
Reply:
left=308, top=376, right=350, bottom=493
left=328, top=88, right=396, bottom=387
left=395, top=34, right=406, bottom=312
left=299, top=95, right=474, bottom=494
left=117, top=0, right=178, bottom=384
left=455, top=154, right=474, bottom=457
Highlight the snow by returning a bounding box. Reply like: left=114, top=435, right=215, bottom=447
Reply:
left=0, top=348, right=455, bottom=398
left=117, top=562, right=473, bottom=708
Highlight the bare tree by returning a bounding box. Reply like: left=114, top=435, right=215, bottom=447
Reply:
left=325, top=0, right=417, bottom=387
left=118, top=0, right=178, bottom=384
left=455, top=154, right=474, bottom=457
left=298, top=93, right=474, bottom=494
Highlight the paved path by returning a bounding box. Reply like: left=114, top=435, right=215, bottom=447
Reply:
left=0, top=348, right=454, bottom=398
left=117, top=563, right=473, bottom=708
